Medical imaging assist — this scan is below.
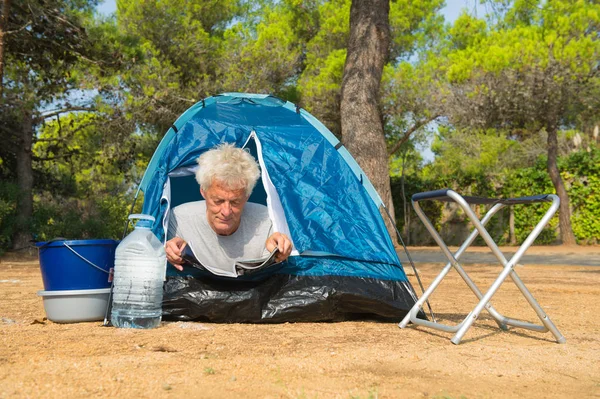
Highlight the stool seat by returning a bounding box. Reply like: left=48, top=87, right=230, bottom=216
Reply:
left=399, top=189, right=566, bottom=345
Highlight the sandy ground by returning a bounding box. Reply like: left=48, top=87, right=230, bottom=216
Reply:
left=1, top=246, right=599, bottom=398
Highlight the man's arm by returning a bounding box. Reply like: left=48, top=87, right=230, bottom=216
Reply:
left=265, top=232, right=293, bottom=263
left=165, top=237, right=187, bottom=271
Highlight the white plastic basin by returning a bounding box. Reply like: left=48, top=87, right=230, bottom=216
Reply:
left=37, top=288, right=111, bottom=323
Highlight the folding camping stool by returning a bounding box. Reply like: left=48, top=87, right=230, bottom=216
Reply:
left=399, top=189, right=566, bottom=345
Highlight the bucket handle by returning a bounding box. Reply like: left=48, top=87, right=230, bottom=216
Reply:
left=36, top=237, right=68, bottom=249
left=63, top=243, right=110, bottom=275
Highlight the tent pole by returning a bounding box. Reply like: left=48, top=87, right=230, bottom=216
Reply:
left=382, top=205, right=437, bottom=322
left=121, top=191, right=140, bottom=240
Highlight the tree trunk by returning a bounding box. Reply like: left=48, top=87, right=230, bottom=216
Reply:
left=12, top=106, right=34, bottom=250
left=547, top=127, right=577, bottom=245
left=401, top=150, right=409, bottom=245
left=340, top=0, right=397, bottom=244
left=509, top=207, right=516, bottom=245
left=0, top=0, right=11, bottom=94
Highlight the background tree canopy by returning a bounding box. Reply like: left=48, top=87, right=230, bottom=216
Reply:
left=0, top=0, right=598, bottom=253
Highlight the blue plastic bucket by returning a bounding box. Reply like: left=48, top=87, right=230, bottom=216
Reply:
left=36, top=239, right=119, bottom=291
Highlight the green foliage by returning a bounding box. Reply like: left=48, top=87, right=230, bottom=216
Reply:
left=420, top=0, right=600, bottom=245
left=298, top=48, right=347, bottom=136
left=500, top=148, right=600, bottom=244
left=381, top=60, right=442, bottom=154
left=296, top=0, right=350, bottom=136
left=298, top=0, right=444, bottom=137
left=113, top=0, right=242, bottom=131
left=447, top=0, right=600, bottom=82
left=0, top=0, right=122, bottom=249
left=31, top=193, right=132, bottom=242
left=114, top=0, right=319, bottom=131
left=0, top=182, right=134, bottom=250
left=502, top=157, right=558, bottom=244
left=443, top=0, right=600, bottom=131
left=389, top=145, right=424, bottom=178
left=396, top=130, right=599, bottom=245
left=33, top=113, right=147, bottom=196
left=220, top=6, right=304, bottom=95
left=2, top=0, right=598, bottom=250
left=448, top=13, right=487, bottom=50
left=29, top=113, right=146, bottom=243
left=0, top=110, right=148, bottom=251
left=4, top=0, right=98, bottom=85
left=429, top=127, right=519, bottom=186
left=391, top=173, right=444, bottom=234
left=1, top=0, right=103, bottom=177
left=560, top=148, right=600, bottom=243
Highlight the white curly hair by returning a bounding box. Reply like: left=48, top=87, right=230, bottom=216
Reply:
left=195, top=143, right=260, bottom=197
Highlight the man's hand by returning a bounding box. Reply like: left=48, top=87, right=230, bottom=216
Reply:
left=265, top=232, right=293, bottom=263
left=165, top=237, right=187, bottom=271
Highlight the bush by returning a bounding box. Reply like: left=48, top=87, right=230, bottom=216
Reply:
left=561, top=148, right=600, bottom=244
left=392, top=148, right=600, bottom=245
left=32, top=193, right=134, bottom=243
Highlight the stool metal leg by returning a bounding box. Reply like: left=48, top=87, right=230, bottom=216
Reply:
left=448, top=192, right=565, bottom=344
left=401, top=189, right=566, bottom=345
left=400, top=201, right=510, bottom=331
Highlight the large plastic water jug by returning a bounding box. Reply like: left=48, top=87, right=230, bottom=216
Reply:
left=110, top=214, right=166, bottom=329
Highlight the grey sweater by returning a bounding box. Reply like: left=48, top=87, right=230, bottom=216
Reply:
left=167, top=201, right=272, bottom=274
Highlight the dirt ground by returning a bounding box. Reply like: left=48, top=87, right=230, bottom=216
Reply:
left=1, top=246, right=599, bottom=398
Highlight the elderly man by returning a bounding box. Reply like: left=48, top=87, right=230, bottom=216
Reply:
left=165, top=143, right=292, bottom=273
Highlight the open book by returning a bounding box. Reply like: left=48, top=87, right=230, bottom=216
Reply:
left=180, top=244, right=280, bottom=278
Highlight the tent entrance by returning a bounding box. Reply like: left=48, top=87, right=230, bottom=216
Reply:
left=159, top=133, right=297, bottom=256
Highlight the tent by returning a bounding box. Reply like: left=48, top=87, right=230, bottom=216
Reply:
left=136, top=93, right=421, bottom=322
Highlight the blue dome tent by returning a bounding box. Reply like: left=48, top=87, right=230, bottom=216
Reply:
left=136, top=93, right=421, bottom=322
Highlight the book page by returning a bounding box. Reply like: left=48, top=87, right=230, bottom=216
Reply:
left=234, top=248, right=279, bottom=270
left=183, top=243, right=237, bottom=277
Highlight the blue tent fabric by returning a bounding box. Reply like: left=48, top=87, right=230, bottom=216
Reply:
left=136, top=93, right=420, bottom=322
left=256, top=125, right=398, bottom=266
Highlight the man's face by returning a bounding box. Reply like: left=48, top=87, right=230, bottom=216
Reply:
left=201, top=180, right=248, bottom=236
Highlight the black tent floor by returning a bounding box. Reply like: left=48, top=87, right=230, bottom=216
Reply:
left=162, top=274, right=424, bottom=323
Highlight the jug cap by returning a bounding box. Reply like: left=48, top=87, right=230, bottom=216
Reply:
left=128, top=214, right=155, bottom=222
